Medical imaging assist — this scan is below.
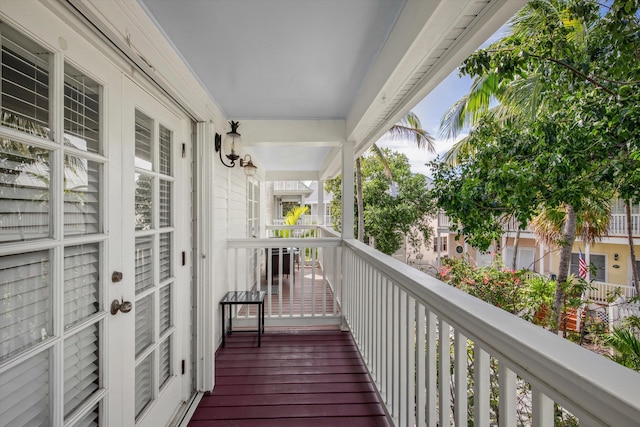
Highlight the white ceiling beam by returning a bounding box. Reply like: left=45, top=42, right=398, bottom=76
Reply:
left=239, top=120, right=345, bottom=146
left=265, top=170, right=321, bottom=181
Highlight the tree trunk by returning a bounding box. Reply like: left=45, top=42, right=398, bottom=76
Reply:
left=511, top=228, right=521, bottom=271
left=356, top=157, right=365, bottom=242
left=626, top=200, right=639, bottom=295
left=552, top=205, right=577, bottom=333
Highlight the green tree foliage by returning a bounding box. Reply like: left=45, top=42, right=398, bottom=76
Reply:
left=326, top=149, right=436, bottom=255
left=434, top=0, right=640, bottom=328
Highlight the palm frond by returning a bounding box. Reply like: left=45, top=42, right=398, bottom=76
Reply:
left=387, top=111, right=435, bottom=152
left=369, top=143, right=393, bottom=180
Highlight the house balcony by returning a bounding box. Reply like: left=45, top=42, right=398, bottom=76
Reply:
left=189, top=226, right=640, bottom=426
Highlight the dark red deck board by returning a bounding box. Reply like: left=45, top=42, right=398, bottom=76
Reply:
left=188, top=330, right=390, bottom=427
left=189, top=416, right=391, bottom=427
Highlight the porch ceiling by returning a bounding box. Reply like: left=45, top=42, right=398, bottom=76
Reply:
left=138, top=0, right=527, bottom=179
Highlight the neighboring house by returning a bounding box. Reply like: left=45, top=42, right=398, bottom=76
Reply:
left=437, top=199, right=640, bottom=301
left=1, top=2, right=638, bottom=427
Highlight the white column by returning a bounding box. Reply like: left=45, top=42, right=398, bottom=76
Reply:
left=317, top=180, right=324, bottom=225
left=341, top=141, right=355, bottom=239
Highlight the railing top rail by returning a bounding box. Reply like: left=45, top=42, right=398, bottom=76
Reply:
left=228, top=237, right=341, bottom=249
left=343, top=238, right=640, bottom=425
left=265, top=225, right=318, bottom=230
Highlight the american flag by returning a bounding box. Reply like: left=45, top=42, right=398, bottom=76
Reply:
left=578, top=250, right=588, bottom=279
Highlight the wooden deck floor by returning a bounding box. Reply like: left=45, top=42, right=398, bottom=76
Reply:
left=188, top=330, right=390, bottom=427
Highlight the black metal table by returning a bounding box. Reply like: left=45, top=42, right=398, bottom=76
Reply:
left=220, top=290, right=266, bottom=347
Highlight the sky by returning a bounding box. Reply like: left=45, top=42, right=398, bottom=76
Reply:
left=376, top=72, right=472, bottom=177
left=377, top=26, right=509, bottom=177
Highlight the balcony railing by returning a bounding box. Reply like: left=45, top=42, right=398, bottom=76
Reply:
left=269, top=214, right=333, bottom=228
left=608, top=213, right=640, bottom=237
left=439, top=211, right=640, bottom=237
left=227, top=227, right=342, bottom=327
left=272, top=180, right=313, bottom=192
left=341, top=238, right=640, bottom=426
left=224, top=233, right=640, bottom=426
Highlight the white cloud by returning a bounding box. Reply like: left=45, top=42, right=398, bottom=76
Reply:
left=376, top=133, right=467, bottom=177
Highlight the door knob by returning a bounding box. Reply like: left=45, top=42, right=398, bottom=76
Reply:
left=112, top=271, right=123, bottom=282
left=111, top=298, right=133, bottom=315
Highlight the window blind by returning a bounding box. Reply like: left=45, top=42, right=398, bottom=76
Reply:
left=0, top=250, right=50, bottom=361
left=159, top=284, right=171, bottom=336
left=135, top=111, right=152, bottom=171
left=64, top=323, right=99, bottom=417
left=135, top=173, right=153, bottom=230
left=0, top=349, right=50, bottom=426
left=135, top=294, right=153, bottom=357
left=64, top=157, right=100, bottom=236
left=135, top=236, right=153, bottom=294
left=1, top=23, right=51, bottom=138
left=64, top=244, right=99, bottom=327
left=0, top=139, right=51, bottom=242
left=159, top=125, right=171, bottom=176
left=159, top=233, right=171, bottom=281
left=64, top=63, right=100, bottom=154
left=159, top=337, right=171, bottom=388
left=135, top=354, right=153, bottom=419
left=159, top=179, right=171, bottom=228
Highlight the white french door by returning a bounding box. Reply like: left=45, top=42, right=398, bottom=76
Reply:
left=114, top=78, right=192, bottom=427
left=0, top=16, right=192, bottom=427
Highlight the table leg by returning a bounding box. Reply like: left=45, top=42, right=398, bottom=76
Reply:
left=258, top=302, right=262, bottom=347
left=221, top=304, right=225, bottom=348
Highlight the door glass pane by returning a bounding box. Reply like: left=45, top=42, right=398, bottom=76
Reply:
left=135, top=294, right=153, bottom=357
left=135, top=111, right=152, bottom=171
left=159, top=125, right=171, bottom=176
left=64, top=156, right=101, bottom=236
left=159, top=232, right=171, bottom=281
left=1, top=23, right=51, bottom=139
left=0, top=139, right=51, bottom=242
left=135, top=236, right=154, bottom=294
left=159, top=284, right=171, bottom=336
left=159, top=179, right=171, bottom=228
left=0, top=349, right=50, bottom=426
left=0, top=250, right=51, bottom=361
left=64, top=244, right=99, bottom=327
left=75, top=404, right=99, bottom=427
left=159, top=337, right=171, bottom=389
left=64, top=63, right=101, bottom=153
left=135, top=173, right=153, bottom=230
left=135, top=353, right=153, bottom=419
left=64, top=323, right=99, bottom=417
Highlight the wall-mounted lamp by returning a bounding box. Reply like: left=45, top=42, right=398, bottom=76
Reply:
left=240, top=154, right=257, bottom=177
left=215, top=121, right=242, bottom=168
left=614, top=253, right=619, bottom=261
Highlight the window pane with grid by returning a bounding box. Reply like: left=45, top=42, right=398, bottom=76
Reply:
left=74, top=404, right=99, bottom=427
left=64, top=323, right=99, bottom=417
left=1, top=23, right=50, bottom=139
left=64, top=63, right=100, bottom=153
left=135, top=294, right=153, bottom=357
left=159, top=125, right=171, bottom=176
left=159, top=284, right=171, bottom=336
left=159, top=336, right=171, bottom=389
left=159, top=179, right=171, bottom=228
left=135, top=173, right=153, bottom=230
left=135, top=236, right=154, bottom=294
left=0, top=349, right=50, bottom=425
left=64, top=156, right=101, bottom=236
left=0, top=139, right=51, bottom=242
left=64, top=244, right=99, bottom=327
left=0, top=250, right=51, bottom=361
left=135, top=111, right=152, bottom=171
left=135, top=353, right=153, bottom=420
left=159, top=232, right=172, bottom=281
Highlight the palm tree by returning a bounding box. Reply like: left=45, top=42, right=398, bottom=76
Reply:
left=436, top=0, right=620, bottom=330
left=355, top=111, right=434, bottom=242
